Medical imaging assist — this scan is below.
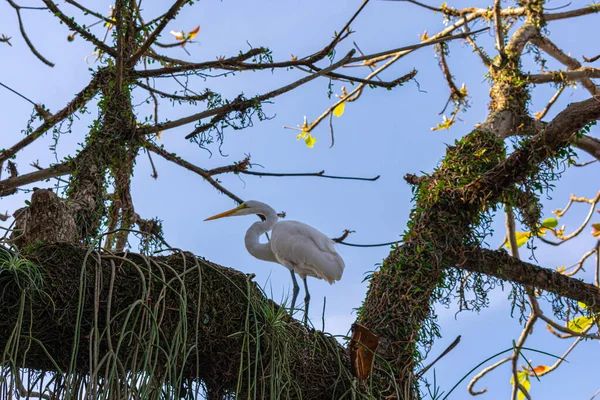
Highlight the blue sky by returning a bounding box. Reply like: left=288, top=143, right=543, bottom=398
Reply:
left=1, top=1, right=599, bottom=398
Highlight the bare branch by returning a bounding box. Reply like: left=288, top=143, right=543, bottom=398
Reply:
left=535, top=84, right=566, bottom=120
left=0, top=162, right=72, bottom=197
left=136, top=82, right=213, bottom=102
left=240, top=170, right=380, bottom=182
left=493, top=0, right=505, bottom=55
left=529, top=67, right=600, bottom=84
left=6, top=0, right=54, bottom=67
left=458, top=247, right=600, bottom=311
left=545, top=5, right=600, bottom=21
left=584, top=53, right=600, bottom=63
left=0, top=73, right=103, bottom=164
left=42, top=0, right=117, bottom=57
left=63, top=0, right=113, bottom=24
left=128, top=0, right=192, bottom=67
left=144, top=143, right=243, bottom=204
left=573, top=134, right=600, bottom=161
left=137, top=50, right=357, bottom=137
left=531, top=35, right=600, bottom=96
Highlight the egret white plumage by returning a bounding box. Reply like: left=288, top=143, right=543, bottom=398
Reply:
left=204, top=200, right=345, bottom=324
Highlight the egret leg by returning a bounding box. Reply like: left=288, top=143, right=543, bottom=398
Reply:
left=289, top=269, right=300, bottom=315
left=302, top=276, right=310, bottom=326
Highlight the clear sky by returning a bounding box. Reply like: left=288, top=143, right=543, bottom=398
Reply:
left=1, top=1, right=599, bottom=399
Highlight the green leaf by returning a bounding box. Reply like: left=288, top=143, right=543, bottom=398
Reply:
left=541, top=217, right=558, bottom=229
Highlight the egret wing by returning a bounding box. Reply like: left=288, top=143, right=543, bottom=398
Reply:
left=270, top=220, right=345, bottom=283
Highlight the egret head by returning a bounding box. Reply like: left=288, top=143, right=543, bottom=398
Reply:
left=204, top=200, right=269, bottom=221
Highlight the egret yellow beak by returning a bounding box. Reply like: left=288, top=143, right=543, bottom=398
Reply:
left=204, top=204, right=247, bottom=221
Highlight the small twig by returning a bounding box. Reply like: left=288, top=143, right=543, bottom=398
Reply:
left=493, top=0, right=505, bottom=55
left=463, top=25, right=491, bottom=67
left=146, top=149, right=158, bottom=179
left=6, top=0, right=54, bottom=66
left=584, top=53, right=600, bottom=63
left=145, top=142, right=243, bottom=204
left=241, top=170, right=380, bottom=182
left=42, top=0, right=117, bottom=57
left=136, top=82, right=212, bottom=102
left=535, top=84, right=566, bottom=120
left=417, top=336, right=461, bottom=378
left=572, top=159, right=597, bottom=167
left=332, top=229, right=354, bottom=243
left=336, top=240, right=400, bottom=248
left=0, top=81, right=37, bottom=106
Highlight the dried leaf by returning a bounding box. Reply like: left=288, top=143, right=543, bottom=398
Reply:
left=350, top=323, right=379, bottom=381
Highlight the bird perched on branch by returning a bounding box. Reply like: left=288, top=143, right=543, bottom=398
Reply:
left=205, top=200, right=345, bottom=325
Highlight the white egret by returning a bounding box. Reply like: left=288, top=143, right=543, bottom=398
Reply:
left=204, top=200, right=345, bottom=324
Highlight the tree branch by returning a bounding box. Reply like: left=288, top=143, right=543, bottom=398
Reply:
left=41, top=0, right=117, bottom=57
left=458, top=247, right=600, bottom=312
left=545, top=5, right=600, bottom=21
left=574, top=135, right=600, bottom=161
left=0, top=73, right=103, bottom=165
left=6, top=0, right=54, bottom=67
left=531, top=35, right=600, bottom=96
left=528, top=67, right=600, bottom=86
left=0, top=162, right=72, bottom=197
left=144, top=143, right=243, bottom=204
left=137, top=50, right=356, bottom=136
left=128, top=0, right=193, bottom=67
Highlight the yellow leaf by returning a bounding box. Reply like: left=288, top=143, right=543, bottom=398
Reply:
left=474, top=148, right=487, bottom=157
left=506, top=232, right=530, bottom=249
left=431, top=115, right=454, bottom=131
left=187, top=25, right=200, bottom=40
left=567, top=315, right=594, bottom=333
left=459, top=83, right=468, bottom=97
left=333, top=102, right=345, bottom=117
left=578, top=301, right=588, bottom=310
left=304, top=134, right=317, bottom=148
left=592, top=223, right=600, bottom=237
left=510, top=371, right=530, bottom=400
left=296, top=130, right=308, bottom=140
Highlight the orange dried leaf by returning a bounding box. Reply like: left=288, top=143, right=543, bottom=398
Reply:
left=187, top=25, right=200, bottom=40
left=526, top=365, right=550, bottom=376
left=350, top=323, right=379, bottom=381
left=592, top=223, right=600, bottom=237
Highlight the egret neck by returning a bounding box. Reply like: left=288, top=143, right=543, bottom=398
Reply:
left=244, top=206, right=279, bottom=263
